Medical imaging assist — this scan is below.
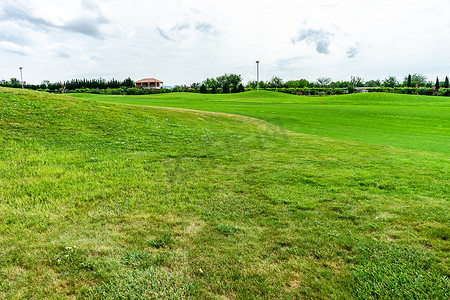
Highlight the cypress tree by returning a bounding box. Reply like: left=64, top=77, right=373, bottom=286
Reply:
left=444, top=76, right=449, bottom=88
left=407, top=74, right=412, bottom=87
left=200, top=84, right=207, bottom=94
left=435, top=77, right=440, bottom=90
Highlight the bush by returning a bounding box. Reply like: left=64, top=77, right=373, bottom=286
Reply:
left=334, top=88, right=346, bottom=95
left=105, top=88, right=124, bottom=95
left=438, top=88, right=450, bottom=96
left=417, top=88, right=434, bottom=96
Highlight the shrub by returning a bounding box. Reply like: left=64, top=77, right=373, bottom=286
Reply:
left=334, top=88, right=346, bottom=95
left=105, top=88, right=124, bottom=95
left=438, top=88, right=450, bottom=96
left=417, top=88, right=433, bottom=95
left=90, top=88, right=103, bottom=94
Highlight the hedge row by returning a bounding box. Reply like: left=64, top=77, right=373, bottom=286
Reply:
left=263, top=87, right=351, bottom=95
left=369, top=87, right=450, bottom=96
left=5, top=84, right=450, bottom=97
left=260, top=87, right=450, bottom=96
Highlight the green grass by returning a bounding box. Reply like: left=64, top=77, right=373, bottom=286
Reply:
left=1, top=87, right=449, bottom=299
left=70, top=91, right=450, bottom=153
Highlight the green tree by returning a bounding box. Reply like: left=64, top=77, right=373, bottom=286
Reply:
left=200, top=84, right=207, bottom=94
left=404, top=73, right=427, bottom=87
left=216, top=74, right=242, bottom=87
left=190, top=82, right=200, bottom=90
left=267, top=76, right=283, bottom=88
left=351, top=76, right=364, bottom=87
left=365, top=79, right=381, bottom=87
left=10, top=78, right=21, bottom=87
left=246, top=80, right=267, bottom=89
left=383, top=76, right=398, bottom=88
left=122, top=77, right=135, bottom=88
left=407, top=74, right=412, bottom=87
left=222, top=83, right=230, bottom=93
left=316, top=77, right=332, bottom=87
left=435, top=77, right=440, bottom=90
left=237, top=83, right=245, bottom=93
left=412, top=74, right=427, bottom=86
left=444, top=76, right=449, bottom=88
left=203, top=78, right=217, bottom=88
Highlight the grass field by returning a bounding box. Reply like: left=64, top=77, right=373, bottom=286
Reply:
left=71, top=91, right=450, bottom=153
left=1, top=87, right=449, bottom=299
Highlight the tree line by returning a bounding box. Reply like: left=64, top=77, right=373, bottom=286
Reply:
left=1, top=73, right=449, bottom=96
left=246, top=74, right=449, bottom=89
left=0, top=77, right=135, bottom=92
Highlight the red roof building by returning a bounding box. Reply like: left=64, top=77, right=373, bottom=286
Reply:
left=135, top=78, right=163, bottom=89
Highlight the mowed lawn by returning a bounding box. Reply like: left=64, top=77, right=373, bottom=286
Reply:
left=71, top=91, right=450, bottom=153
left=1, top=88, right=449, bottom=299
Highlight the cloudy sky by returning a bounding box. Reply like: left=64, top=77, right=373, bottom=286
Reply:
left=1, top=0, right=449, bottom=86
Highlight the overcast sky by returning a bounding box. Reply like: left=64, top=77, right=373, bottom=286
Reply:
left=1, top=0, right=449, bottom=86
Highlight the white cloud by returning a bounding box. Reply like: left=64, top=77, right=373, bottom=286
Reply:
left=0, top=0, right=449, bottom=85
left=0, top=41, right=33, bottom=55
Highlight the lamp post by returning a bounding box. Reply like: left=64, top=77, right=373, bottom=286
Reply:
left=256, top=61, right=260, bottom=90
left=19, top=67, right=24, bottom=89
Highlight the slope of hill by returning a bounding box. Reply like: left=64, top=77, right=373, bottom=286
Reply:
left=71, top=91, right=450, bottom=153
left=1, top=88, right=448, bottom=299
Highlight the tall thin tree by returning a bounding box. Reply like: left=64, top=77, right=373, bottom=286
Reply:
left=407, top=74, right=412, bottom=87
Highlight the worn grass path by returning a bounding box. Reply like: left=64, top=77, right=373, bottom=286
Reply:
left=1, top=88, right=449, bottom=299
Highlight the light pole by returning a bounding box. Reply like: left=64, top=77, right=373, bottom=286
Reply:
left=19, top=67, right=24, bottom=89
left=256, top=61, right=260, bottom=90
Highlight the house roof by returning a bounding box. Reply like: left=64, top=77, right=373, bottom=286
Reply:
left=135, top=78, right=163, bottom=83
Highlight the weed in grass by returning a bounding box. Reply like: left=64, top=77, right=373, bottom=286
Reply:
left=54, top=246, right=94, bottom=277
left=215, top=223, right=240, bottom=235
left=121, top=251, right=152, bottom=270
left=148, top=233, right=174, bottom=249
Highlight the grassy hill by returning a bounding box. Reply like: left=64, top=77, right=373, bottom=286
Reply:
left=71, top=91, right=450, bottom=153
left=1, top=87, right=449, bottom=299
